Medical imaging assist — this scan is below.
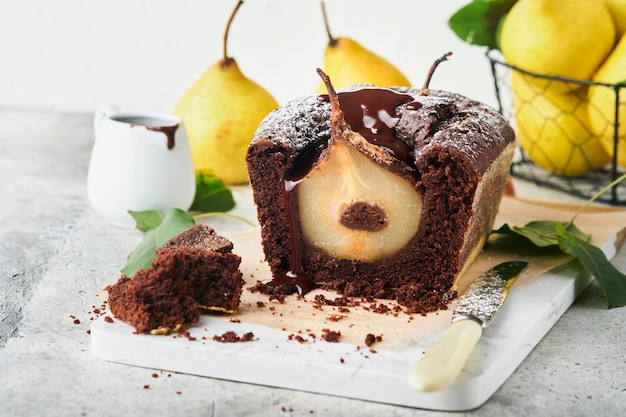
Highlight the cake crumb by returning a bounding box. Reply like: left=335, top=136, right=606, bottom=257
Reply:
left=174, top=328, right=196, bottom=341
left=287, top=334, right=308, bottom=344
left=321, top=328, right=341, bottom=343
left=213, top=331, right=255, bottom=343
left=364, top=333, right=383, bottom=347
left=326, top=314, right=344, bottom=322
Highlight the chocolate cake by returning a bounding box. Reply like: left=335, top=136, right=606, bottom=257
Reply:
left=106, top=225, right=244, bottom=334
left=246, top=85, right=515, bottom=313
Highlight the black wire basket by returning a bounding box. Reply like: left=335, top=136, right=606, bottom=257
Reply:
left=486, top=49, right=626, bottom=205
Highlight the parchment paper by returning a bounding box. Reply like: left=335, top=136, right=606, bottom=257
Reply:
left=227, top=196, right=626, bottom=349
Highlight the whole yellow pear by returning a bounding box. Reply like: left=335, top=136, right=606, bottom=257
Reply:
left=500, top=0, right=615, bottom=87
left=512, top=72, right=610, bottom=177
left=604, top=0, right=626, bottom=39
left=588, top=33, right=626, bottom=167
left=174, top=1, right=278, bottom=184
left=315, top=2, right=410, bottom=93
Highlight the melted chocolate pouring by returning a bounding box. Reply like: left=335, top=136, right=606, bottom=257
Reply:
left=285, top=140, right=328, bottom=182
left=271, top=87, right=413, bottom=296
left=264, top=182, right=318, bottom=296
left=319, top=88, right=413, bottom=163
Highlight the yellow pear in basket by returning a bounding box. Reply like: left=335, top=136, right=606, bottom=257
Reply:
left=512, top=72, right=611, bottom=177
left=314, top=2, right=410, bottom=94
left=588, top=34, right=626, bottom=167
left=604, top=0, right=626, bottom=39
left=174, top=1, right=279, bottom=184
left=500, top=0, right=615, bottom=91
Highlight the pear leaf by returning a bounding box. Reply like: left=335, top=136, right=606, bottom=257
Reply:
left=449, top=0, right=516, bottom=49
left=121, top=208, right=196, bottom=277
left=492, top=220, right=590, bottom=247
left=129, top=210, right=164, bottom=232
left=190, top=170, right=236, bottom=213
left=556, top=223, right=626, bottom=309
left=491, top=220, right=625, bottom=308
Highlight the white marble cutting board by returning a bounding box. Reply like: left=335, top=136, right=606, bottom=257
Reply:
left=91, top=261, right=592, bottom=411
left=91, top=204, right=621, bottom=411
left=91, top=195, right=626, bottom=411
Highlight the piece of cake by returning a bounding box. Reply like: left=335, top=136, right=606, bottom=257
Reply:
left=106, top=225, right=244, bottom=334
left=246, top=81, right=515, bottom=313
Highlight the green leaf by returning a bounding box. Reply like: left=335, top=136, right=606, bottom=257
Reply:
left=128, top=210, right=164, bottom=232
left=449, top=0, right=516, bottom=48
left=121, top=208, right=196, bottom=277
left=190, top=170, right=236, bottom=213
left=490, top=172, right=626, bottom=309
left=556, top=223, right=626, bottom=309
left=492, top=220, right=591, bottom=247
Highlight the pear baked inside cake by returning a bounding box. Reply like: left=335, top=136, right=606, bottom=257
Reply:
left=245, top=81, right=516, bottom=313
left=106, top=225, right=244, bottom=334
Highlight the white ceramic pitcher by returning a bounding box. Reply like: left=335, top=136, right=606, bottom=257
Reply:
left=87, top=105, right=195, bottom=228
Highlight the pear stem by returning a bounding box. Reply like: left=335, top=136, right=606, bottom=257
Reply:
left=320, top=1, right=338, bottom=47
left=222, top=0, right=244, bottom=64
left=419, top=51, right=453, bottom=96
left=316, top=68, right=344, bottom=131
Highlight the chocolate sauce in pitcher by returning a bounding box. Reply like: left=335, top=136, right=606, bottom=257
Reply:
left=117, top=115, right=179, bottom=150
left=147, top=125, right=179, bottom=150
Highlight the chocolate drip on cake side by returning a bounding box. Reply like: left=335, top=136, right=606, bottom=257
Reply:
left=270, top=86, right=415, bottom=296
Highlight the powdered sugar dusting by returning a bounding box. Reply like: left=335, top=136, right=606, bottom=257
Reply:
left=251, top=86, right=514, bottom=171
left=252, top=95, right=331, bottom=153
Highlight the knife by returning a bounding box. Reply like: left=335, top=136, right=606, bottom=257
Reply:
left=408, top=260, right=529, bottom=392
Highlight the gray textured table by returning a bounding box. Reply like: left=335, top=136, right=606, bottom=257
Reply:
left=1, top=107, right=625, bottom=416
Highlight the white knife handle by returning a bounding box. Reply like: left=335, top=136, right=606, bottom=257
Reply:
left=409, top=319, right=483, bottom=392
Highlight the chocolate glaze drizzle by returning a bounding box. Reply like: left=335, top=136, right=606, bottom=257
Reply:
left=268, top=87, right=414, bottom=296
left=320, top=88, right=414, bottom=163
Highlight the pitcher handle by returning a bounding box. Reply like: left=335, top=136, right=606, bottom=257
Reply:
left=94, top=105, right=119, bottom=137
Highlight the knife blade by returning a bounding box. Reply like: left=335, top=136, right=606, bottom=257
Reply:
left=408, top=260, right=529, bottom=392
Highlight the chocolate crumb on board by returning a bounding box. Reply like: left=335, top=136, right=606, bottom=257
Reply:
left=364, top=333, right=383, bottom=347
left=326, top=314, right=345, bottom=322
left=321, top=328, right=341, bottom=343
left=213, top=331, right=255, bottom=343
left=173, top=328, right=197, bottom=341
left=287, top=333, right=309, bottom=344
